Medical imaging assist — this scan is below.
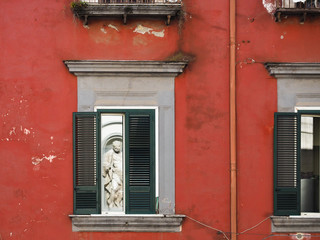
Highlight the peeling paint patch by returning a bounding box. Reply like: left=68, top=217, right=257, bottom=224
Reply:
left=100, top=27, right=107, bottom=34
left=32, top=155, right=57, bottom=166
left=24, top=128, right=30, bottom=135
left=108, top=24, right=119, bottom=32
left=9, top=127, right=16, bottom=135
left=134, top=24, right=165, bottom=38
left=263, top=0, right=276, bottom=14
left=134, top=24, right=153, bottom=35
left=152, top=30, right=165, bottom=38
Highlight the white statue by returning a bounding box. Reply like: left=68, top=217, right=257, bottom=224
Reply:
left=102, top=140, right=123, bottom=209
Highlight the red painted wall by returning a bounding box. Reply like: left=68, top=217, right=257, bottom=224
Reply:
left=1, top=0, right=319, bottom=239
left=237, top=1, right=320, bottom=239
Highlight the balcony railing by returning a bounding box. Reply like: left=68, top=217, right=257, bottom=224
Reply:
left=276, top=0, right=319, bottom=8
left=275, top=0, right=320, bottom=22
left=82, top=0, right=181, bottom=3
left=72, top=0, right=182, bottom=25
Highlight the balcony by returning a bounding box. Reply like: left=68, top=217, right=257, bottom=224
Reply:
left=274, top=0, right=320, bottom=22
left=71, top=0, right=182, bottom=25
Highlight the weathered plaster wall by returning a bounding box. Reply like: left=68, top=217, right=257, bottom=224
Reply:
left=3, top=0, right=319, bottom=239
left=237, top=1, right=320, bottom=240
left=0, top=0, right=230, bottom=239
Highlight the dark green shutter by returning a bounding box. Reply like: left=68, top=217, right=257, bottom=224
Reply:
left=73, top=112, right=100, bottom=214
left=274, top=112, right=300, bottom=216
left=126, top=110, right=155, bottom=214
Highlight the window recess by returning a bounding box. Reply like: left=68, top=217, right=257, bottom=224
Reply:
left=73, top=109, right=156, bottom=215
left=274, top=111, right=320, bottom=216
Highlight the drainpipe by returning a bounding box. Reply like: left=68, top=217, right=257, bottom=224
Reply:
left=229, top=0, right=237, bottom=239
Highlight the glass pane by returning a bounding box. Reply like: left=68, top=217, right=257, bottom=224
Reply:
left=101, top=114, right=124, bottom=213
left=301, top=115, right=320, bottom=212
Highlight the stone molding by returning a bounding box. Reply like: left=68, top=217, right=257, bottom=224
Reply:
left=64, top=60, right=188, bottom=77
left=70, top=214, right=185, bottom=232
left=265, top=62, right=320, bottom=79
left=271, top=216, right=320, bottom=233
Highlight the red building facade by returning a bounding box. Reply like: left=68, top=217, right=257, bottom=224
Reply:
left=1, top=0, right=320, bottom=239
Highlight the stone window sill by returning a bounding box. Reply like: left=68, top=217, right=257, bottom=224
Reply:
left=271, top=216, right=320, bottom=232
left=70, top=214, right=185, bottom=232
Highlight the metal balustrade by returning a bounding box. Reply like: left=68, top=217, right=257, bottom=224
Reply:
left=276, top=0, right=320, bottom=9
left=274, top=0, right=320, bottom=22
left=81, top=0, right=181, bottom=3
left=72, top=0, right=182, bottom=25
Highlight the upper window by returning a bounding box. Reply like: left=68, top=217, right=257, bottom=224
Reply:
left=274, top=0, right=320, bottom=22
left=73, top=108, right=156, bottom=215
left=274, top=110, right=320, bottom=216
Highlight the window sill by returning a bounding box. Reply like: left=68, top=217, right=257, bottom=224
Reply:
left=69, top=214, right=185, bottom=232
left=271, top=216, right=320, bottom=232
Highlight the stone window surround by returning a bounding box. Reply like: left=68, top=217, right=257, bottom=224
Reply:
left=64, top=60, right=187, bottom=232
left=265, top=62, right=320, bottom=233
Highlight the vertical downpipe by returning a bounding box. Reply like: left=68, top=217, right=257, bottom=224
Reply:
left=229, top=0, right=237, bottom=239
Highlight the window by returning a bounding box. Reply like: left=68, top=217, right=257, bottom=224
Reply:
left=64, top=60, right=187, bottom=232
left=266, top=62, right=320, bottom=232
left=73, top=109, right=156, bottom=215
left=274, top=110, right=320, bottom=216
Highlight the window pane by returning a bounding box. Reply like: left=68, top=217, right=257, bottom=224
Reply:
left=301, top=115, right=320, bottom=212
left=101, top=114, right=124, bottom=213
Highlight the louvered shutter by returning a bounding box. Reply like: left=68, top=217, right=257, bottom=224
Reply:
left=125, top=110, right=155, bottom=214
left=73, top=112, right=100, bottom=214
left=274, top=112, right=300, bottom=216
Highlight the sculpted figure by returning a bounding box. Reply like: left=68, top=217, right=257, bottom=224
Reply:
left=102, top=140, right=123, bottom=209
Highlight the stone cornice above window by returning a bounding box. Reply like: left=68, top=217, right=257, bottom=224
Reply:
left=64, top=60, right=188, bottom=77
left=265, top=62, right=320, bottom=79
left=69, top=214, right=185, bottom=232
left=271, top=216, right=320, bottom=233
